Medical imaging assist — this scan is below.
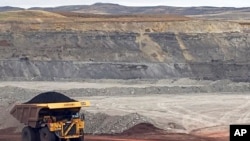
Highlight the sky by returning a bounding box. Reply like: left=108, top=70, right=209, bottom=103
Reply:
left=0, top=0, right=249, bottom=8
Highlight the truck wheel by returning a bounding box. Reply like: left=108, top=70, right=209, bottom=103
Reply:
left=34, top=128, right=41, bottom=141
left=81, top=135, right=84, bottom=141
left=70, top=133, right=84, bottom=141
left=70, top=137, right=83, bottom=141
left=22, top=126, right=36, bottom=141
left=39, top=127, right=56, bottom=141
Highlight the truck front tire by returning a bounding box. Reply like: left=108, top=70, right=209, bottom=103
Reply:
left=39, top=127, right=56, bottom=141
left=22, top=126, right=36, bottom=141
left=70, top=132, right=84, bottom=141
left=70, top=136, right=84, bottom=141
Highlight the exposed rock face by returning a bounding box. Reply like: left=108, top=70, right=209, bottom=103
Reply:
left=0, top=60, right=249, bottom=81
left=0, top=31, right=249, bottom=81
left=0, top=11, right=249, bottom=81
left=0, top=31, right=249, bottom=62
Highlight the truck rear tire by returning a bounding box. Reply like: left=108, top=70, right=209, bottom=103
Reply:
left=39, top=127, right=56, bottom=141
left=22, top=126, right=36, bottom=141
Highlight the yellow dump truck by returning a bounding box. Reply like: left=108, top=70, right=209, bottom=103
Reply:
left=10, top=101, right=90, bottom=141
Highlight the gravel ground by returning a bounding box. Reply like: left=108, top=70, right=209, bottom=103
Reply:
left=83, top=112, right=155, bottom=134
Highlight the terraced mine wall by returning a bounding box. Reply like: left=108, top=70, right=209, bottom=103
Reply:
left=0, top=31, right=249, bottom=81
left=0, top=60, right=249, bottom=81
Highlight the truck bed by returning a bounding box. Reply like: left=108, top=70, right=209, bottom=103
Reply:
left=10, top=101, right=90, bottom=126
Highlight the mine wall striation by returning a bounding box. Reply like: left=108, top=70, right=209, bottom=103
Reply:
left=0, top=31, right=249, bottom=81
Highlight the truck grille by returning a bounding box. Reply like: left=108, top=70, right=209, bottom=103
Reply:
left=63, top=123, right=76, bottom=136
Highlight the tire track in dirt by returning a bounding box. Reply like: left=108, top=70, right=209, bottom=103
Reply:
left=170, top=106, right=224, bottom=130
left=220, top=100, right=250, bottom=123
left=83, top=94, right=250, bottom=133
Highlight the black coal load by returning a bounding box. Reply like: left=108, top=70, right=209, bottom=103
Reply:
left=24, top=91, right=77, bottom=104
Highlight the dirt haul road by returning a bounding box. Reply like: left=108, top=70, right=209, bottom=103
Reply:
left=0, top=127, right=227, bottom=141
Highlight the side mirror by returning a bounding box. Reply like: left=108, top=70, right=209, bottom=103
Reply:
left=80, top=113, right=85, bottom=120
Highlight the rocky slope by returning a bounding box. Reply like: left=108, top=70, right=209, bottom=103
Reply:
left=0, top=11, right=249, bottom=81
